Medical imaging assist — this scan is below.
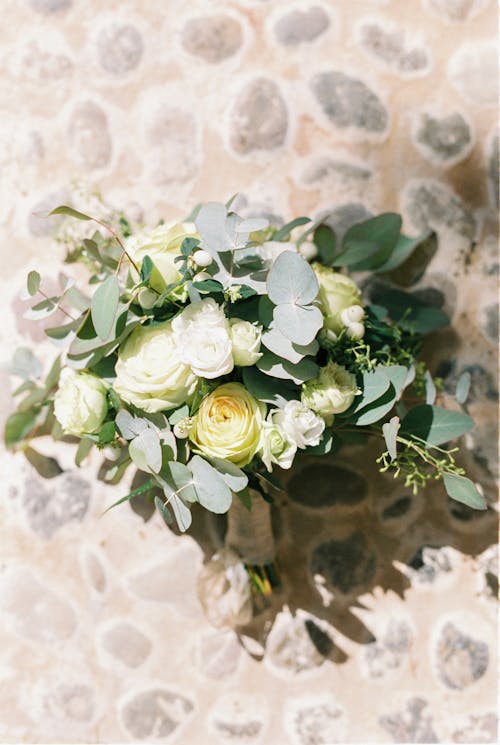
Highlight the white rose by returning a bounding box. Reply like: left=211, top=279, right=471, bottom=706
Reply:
left=229, top=319, right=262, bottom=367
left=54, top=370, right=108, bottom=435
left=114, top=321, right=198, bottom=413
left=301, top=361, right=359, bottom=419
left=256, top=240, right=297, bottom=265
left=273, top=400, right=325, bottom=449
left=258, top=417, right=297, bottom=472
left=172, top=298, right=234, bottom=379
left=125, top=221, right=197, bottom=293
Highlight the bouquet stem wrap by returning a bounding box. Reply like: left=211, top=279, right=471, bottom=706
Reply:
left=225, top=489, right=275, bottom=566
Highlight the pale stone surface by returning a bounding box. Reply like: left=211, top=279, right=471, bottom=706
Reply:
left=0, top=1, right=497, bottom=742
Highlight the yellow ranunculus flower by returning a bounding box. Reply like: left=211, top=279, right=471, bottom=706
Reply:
left=189, top=383, right=266, bottom=468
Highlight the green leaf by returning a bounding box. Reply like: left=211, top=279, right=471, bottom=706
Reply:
left=340, top=213, right=402, bottom=270
left=274, top=302, right=323, bottom=345
left=195, top=202, right=231, bottom=255
left=376, top=230, right=432, bottom=273
left=98, top=421, right=116, bottom=445
left=192, top=279, right=224, bottom=293
left=189, top=455, right=233, bottom=513
left=257, top=351, right=319, bottom=385
left=267, top=251, right=319, bottom=306
left=75, top=437, right=93, bottom=466
left=258, top=296, right=274, bottom=327
left=169, top=493, right=192, bottom=531
left=168, top=404, right=190, bottom=426
left=425, top=370, right=437, bottom=405
left=44, top=355, right=62, bottom=390
left=242, top=366, right=298, bottom=406
left=102, top=478, right=156, bottom=514
left=49, top=205, right=92, bottom=221
left=91, top=275, right=120, bottom=341
left=207, top=458, right=248, bottom=493
left=382, top=416, right=399, bottom=459
left=351, top=384, right=399, bottom=426
left=351, top=367, right=391, bottom=413
left=313, top=225, right=336, bottom=265
left=443, top=473, right=487, bottom=510
left=261, top=325, right=319, bottom=364
left=45, top=319, right=79, bottom=342
left=140, top=255, right=154, bottom=283
left=162, top=461, right=197, bottom=503
left=25, top=447, right=63, bottom=478
left=273, top=217, right=310, bottom=241
left=115, top=410, right=148, bottom=439
left=27, top=270, right=41, bottom=297
left=400, top=405, right=474, bottom=446
left=237, top=488, right=252, bottom=511
left=455, top=372, right=471, bottom=404
left=4, top=409, right=40, bottom=447
left=331, top=241, right=381, bottom=268
left=383, top=365, right=409, bottom=400
left=154, top=495, right=174, bottom=526
left=24, top=297, right=60, bottom=321
left=375, top=288, right=449, bottom=334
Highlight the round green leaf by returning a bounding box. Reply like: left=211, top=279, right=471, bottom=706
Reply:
left=267, top=251, right=319, bottom=306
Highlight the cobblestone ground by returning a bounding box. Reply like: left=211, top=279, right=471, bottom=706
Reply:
left=0, top=1, right=498, bottom=743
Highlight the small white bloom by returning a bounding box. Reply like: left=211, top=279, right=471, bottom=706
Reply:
left=137, top=288, right=158, bottom=309
left=259, top=417, right=297, bottom=471
left=346, top=321, right=365, bottom=339
left=273, top=400, right=325, bottom=449
left=192, top=249, right=213, bottom=267
left=54, top=370, right=108, bottom=436
left=193, top=271, right=211, bottom=284
left=172, top=298, right=234, bottom=379
left=229, top=318, right=262, bottom=367
left=173, top=417, right=192, bottom=439
left=297, top=240, right=318, bottom=262
left=340, top=304, right=365, bottom=324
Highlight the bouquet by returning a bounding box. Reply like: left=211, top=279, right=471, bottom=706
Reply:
left=6, top=197, right=485, bottom=614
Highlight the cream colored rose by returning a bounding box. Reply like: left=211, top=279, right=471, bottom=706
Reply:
left=125, top=221, right=197, bottom=293
left=114, top=321, right=198, bottom=413
left=302, top=361, right=359, bottom=420
left=229, top=318, right=262, bottom=367
left=313, top=264, right=364, bottom=336
left=273, top=399, right=325, bottom=449
left=54, top=370, right=108, bottom=436
left=189, top=382, right=266, bottom=467
left=172, top=298, right=234, bottom=379
left=258, top=416, right=297, bottom=472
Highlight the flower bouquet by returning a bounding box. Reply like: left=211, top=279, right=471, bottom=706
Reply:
left=6, top=198, right=485, bottom=620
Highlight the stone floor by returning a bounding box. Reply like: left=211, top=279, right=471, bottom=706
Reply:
left=0, top=0, right=498, bottom=743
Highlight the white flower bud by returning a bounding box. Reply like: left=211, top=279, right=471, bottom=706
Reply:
left=340, top=304, right=365, bottom=324
left=137, top=288, right=158, bottom=309
left=193, top=271, right=211, bottom=284
left=298, top=240, right=318, bottom=262
left=173, top=417, right=192, bottom=439
left=346, top=321, right=365, bottom=339
left=192, top=249, right=213, bottom=267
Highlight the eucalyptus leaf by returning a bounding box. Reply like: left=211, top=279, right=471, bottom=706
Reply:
left=257, top=351, right=319, bottom=385
left=207, top=458, right=248, bottom=492
left=313, top=225, right=336, bottom=265
left=236, top=217, right=269, bottom=233
left=273, top=302, right=323, bottom=345
left=116, top=410, right=149, bottom=440
left=102, top=479, right=156, bottom=515
left=189, top=455, right=233, bottom=513
left=10, top=348, right=42, bottom=380
left=91, top=275, right=120, bottom=341
left=261, top=325, right=319, bottom=364
left=169, top=493, right=192, bottom=531
left=351, top=367, right=391, bottom=413
left=168, top=404, right=190, bottom=426
left=382, top=416, right=399, bottom=460
left=341, top=213, right=402, bottom=270
left=129, top=427, right=162, bottom=474
left=425, top=370, right=437, bottom=405
left=49, top=205, right=92, bottom=221
left=4, top=409, right=40, bottom=447
left=443, top=472, right=487, bottom=510
left=400, top=405, right=474, bottom=446
left=27, top=270, right=41, bottom=297
left=242, top=366, right=298, bottom=406
left=163, top=461, right=197, bottom=503
left=75, top=437, right=93, bottom=466
left=154, top=495, right=174, bottom=526
left=24, top=297, right=60, bottom=321
left=455, top=372, right=471, bottom=404
left=351, top=384, right=398, bottom=426
left=25, top=447, right=63, bottom=479
left=267, top=251, right=319, bottom=306
left=376, top=230, right=432, bottom=273
left=195, top=202, right=232, bottom=254
left=273, top=217, right=310, bottom=241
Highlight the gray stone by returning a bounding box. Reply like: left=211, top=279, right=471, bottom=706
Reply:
left=213, top=718, right=262, bottom=740
left=301, top=156, right=371, bottom=185
left=321, top=202, right=373, bottom=242
left=0, top=567, right=77, bottom=642
left=182, top=15, right=243, bottom=63
left=310, top=532, right=377, bottom=595
left=286, top=701, right=346, bottom=745
left=20, top=41, right=73, bottom=82
left=288, top=464, right=368, bottom=508
left=96, top=24, right=144, bottom=75
left=452, top=712, right=498, bottom=743
left=403, top=180, right=476, bottom=240
left=23, top=473, right=90, bottom=539
left=436, top=622, right=489, bottom=689
left=381, top=495, right=413, bottom=520
left=363, top=619, right=413, bottom=679
left=487, top=132, right=498, bottom=206
left=197, top=630, right=242, bottom=679
left=274, top=6, right=330, bottom=46
left=67, top=101, right=112, bottom=169
left=379, top=698, right=439, bottom=743
left=266, top=612, right=332, bottom=674
left=407, top=546, right=453, bottom=583
left=424, top=0, right=490, bottom=22
left=82, top=550, right=106, bottom=593
left=146, top=105, right=198, bottom=185
left=356, top=21, right=431, bottom=76
left=414, top=111, right=472, bottom=164
left=483, top=303, right=498, bottom=343
left=100, top=621, right=152, bottom=668
left=310, top=71, right=388, bottom=133
left=120, top=688, right=194, bottom=740
left=229, top=78, right=288, bottom=154
left=46, top=683, right=95, bottom=723
left=27, top=0, right=71, bottom=12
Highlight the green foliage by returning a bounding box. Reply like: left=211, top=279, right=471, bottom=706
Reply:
left=91, top=275, right=120, bottom=340
left=400, top=405, right=474, bottom=446
left=443, top=472, right=487, bottom=510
